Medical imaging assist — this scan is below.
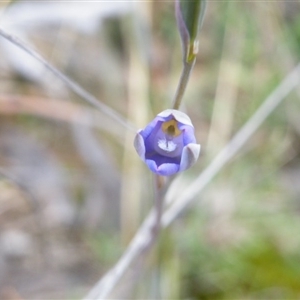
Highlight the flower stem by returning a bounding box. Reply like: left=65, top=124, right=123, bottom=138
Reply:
left=153, top=174, right=164, bottom=235
left=172, top=59, right=196, bottom=110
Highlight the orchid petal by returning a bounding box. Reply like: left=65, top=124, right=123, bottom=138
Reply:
left=180, top=125, right=197, bottom=144
left=157, top=163, right=180, bottom=176
left=140, top=118, right=161, bottom=140
left=179, top=143, right=201, bottom=171
left=157, top=109, right=193, bottom=127
left=134, top=132, right=145, bottom=160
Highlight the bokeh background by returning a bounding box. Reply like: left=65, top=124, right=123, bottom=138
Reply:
left=1, top=1, right=300, bottom=299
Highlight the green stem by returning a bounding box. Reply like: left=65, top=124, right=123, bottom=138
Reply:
left=172, top=59, right=196, bottom=110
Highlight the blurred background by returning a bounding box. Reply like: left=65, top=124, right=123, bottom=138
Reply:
left=1, top=1, right=300, bottom=299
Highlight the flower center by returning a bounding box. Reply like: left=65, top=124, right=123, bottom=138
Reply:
left=161, top=119, right=181, bottom=137
left=157, top=139, right=177, bottom=152
left=153, top=119, right=183, bottom=158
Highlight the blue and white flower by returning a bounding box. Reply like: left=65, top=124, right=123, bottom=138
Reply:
left=134, top=109, right=201, bottom=176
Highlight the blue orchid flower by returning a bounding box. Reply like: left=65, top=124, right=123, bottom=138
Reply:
left=134, top=109, right=201, bottom=176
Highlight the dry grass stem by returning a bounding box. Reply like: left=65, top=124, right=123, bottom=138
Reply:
left=0, top=28, right=134, bottom=131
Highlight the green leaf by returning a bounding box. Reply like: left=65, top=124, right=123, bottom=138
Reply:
left=176, top=0, right=206, bottom=63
